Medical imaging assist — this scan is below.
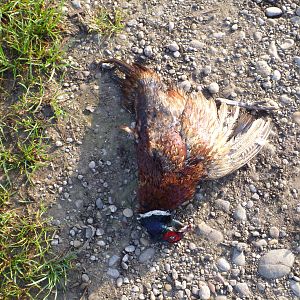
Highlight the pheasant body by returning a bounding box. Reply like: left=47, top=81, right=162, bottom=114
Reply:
left=102, top=59, right=271, bottom=240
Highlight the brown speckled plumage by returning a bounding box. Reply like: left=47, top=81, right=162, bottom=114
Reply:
left=103, top=59, right=271, bottom=213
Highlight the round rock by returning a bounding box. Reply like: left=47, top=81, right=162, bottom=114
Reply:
left=125, top=245, right=135, bottom=253
left=208, top=82, right=219, bottom=94
left=269, top=226, right=280, bottom=239
left=123, top=208, right=133, bottom=218
left=258, top=249, right=295, bottom=279
left=292, top=111, right=300, bottom=126
left=168, top=42, right=179, bottom=52
left=144, top=46, right=153, bottom=57
left=89, top=161, right=96, bottom=169
left=179, top=80, right=191, bottom=92
left=265, top=7, right=283, bottom=18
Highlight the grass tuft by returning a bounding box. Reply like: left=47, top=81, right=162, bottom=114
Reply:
left=89, top=7, right=125, bottom=36
left=0, top=0, right=74, bottom=299
left=0, top=86, right=49, bottom=183
left=0, top=207, right=74, bottom=300
left=0, top=0, right=65, bottom=84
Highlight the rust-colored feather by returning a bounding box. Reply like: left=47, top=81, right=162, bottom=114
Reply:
left=102, top=59, right=271, bottom=213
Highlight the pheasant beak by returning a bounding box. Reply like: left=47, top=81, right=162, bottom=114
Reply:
left=178, top=223, right=194, bottom=233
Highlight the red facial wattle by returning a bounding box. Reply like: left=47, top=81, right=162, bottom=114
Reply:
left=162, top=231, right=184, bottom=243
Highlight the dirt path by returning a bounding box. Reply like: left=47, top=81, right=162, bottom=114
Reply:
left=28, top=0, right=300, bottom=299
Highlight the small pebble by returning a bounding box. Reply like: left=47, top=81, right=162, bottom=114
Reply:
left=255, top=60, right=272, bottom=78
left=272, top=70, right=281, bottom=81
left=208, top=82, right=219, bottom=94
left=232, top=249, right=246, bottom=266
left=269, top=226, right=280, bottom=239
left=179, top=80, right=191, bottom=92
left=233, top=204, right=247, bottom=221
left=55, top=141, right=63, bottom=147
left=217, top=258, right=231, bottom=272
left=71, top=0, right=81, bottom=9
left=168, top=42, right=179, bottom=52
left=123, top=208, right=133, bottom=218
left=144, top=46, right=153, bottom=57
left=235, top=282, right=252, bottom=297
left=82, top=274, right=90, bottom=283
left=89, top=161, right=96, bottom=169
left=125, top=245, right=135, bottom=253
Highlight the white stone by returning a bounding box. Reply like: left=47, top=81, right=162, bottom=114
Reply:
left=144, top=46, right=153, bottom=57
left=190, top=40, right=205, bottom=49
left=125, top=245, right=135, bottom=252
left=279, top=94, right=292, bottom=104
left=268, top=41, right=280, bottom=60
left=295, top=56, right=300, bottom=68
left=217, top=258, right=231, bottom=272
left=168, top=21, right=175, bottom=31
left=258, top=249, right=295, bottom=279
left=179, top=80, right=191, bottom=92
left=55, top=141, right=63, bottom=147
left=123, top=208, right=133, bottom=218
left=232, top=249, right=246, bottom=266
left=233, top=204, right=247, bottom=221
left=255, top=60, right=272, bottom=78
left=292, top=111, right=300, bottom=126
left=173, top=51, right=181, bottom=58
left=208, top=82, right=219, bottom=94
left=198, top=285, right=210, bottom=300
left=272, top=70, right=281, bottom=81
left=168, top=42, right=179, bottom=52
left=280, top=39, right=295, bottom=50
left=265, top=7, right=283, bottom=17
left=88, top=161, right=96, bottom=169
left=195, top=222, right=224, bottom=244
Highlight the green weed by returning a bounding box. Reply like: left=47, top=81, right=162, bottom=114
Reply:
left=0, top=1, right=75, bottom=298
left=89, top=7, right=125, bottom=36
left=0, top=0, right=65, bottom=84
left=0, top=207, right=74, bottom=299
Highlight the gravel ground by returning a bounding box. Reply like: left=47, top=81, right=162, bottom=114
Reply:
left=30, top=0, right=299, bottom=299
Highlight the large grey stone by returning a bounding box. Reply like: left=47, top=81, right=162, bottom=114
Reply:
left=290, top=280, right=300, bottom=297
left=195, top=222, right=224, bottom=244
left=139, top=248, right=155, bottom=263
left=258, top=249, right=295, bottom=279
left=107, top=268, right=120, bottom=278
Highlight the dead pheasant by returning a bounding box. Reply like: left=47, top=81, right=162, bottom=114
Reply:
left=102, top=59, right=271, bottom=243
